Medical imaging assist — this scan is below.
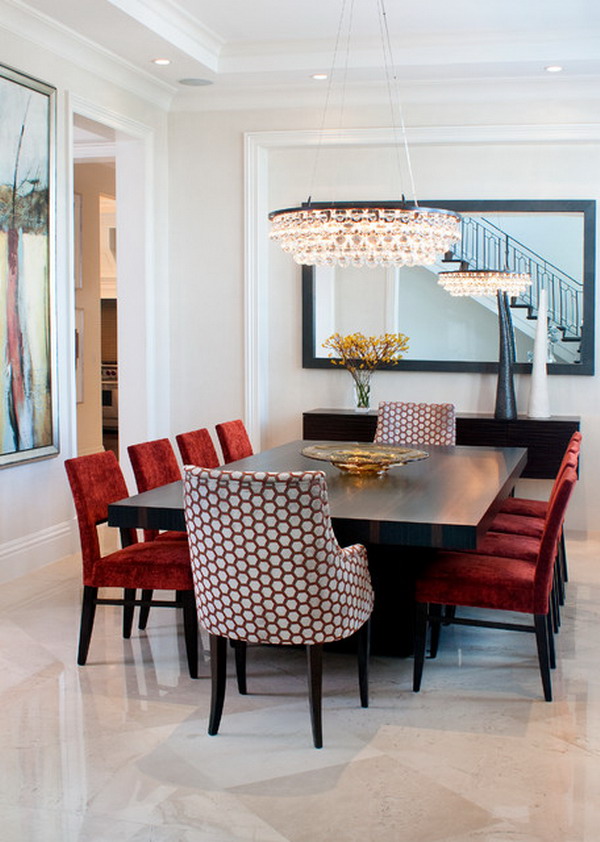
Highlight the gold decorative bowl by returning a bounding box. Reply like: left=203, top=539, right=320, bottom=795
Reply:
left=302, top=443, right=429, bottom=475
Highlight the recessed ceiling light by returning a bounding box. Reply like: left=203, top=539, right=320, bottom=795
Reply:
left=311, top=73, right=328, bottom=81
left=178, top=78, right=213, bottom=87
left=545, top=65, right=563, bottom=73
left=152, top=58, right=171, bottom=66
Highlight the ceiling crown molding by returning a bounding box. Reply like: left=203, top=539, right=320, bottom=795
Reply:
left=2, top=0, right=176, bottom=110
left=107, top=0, right=223, bottom=70
left=172, top=73, right=600, bottom=113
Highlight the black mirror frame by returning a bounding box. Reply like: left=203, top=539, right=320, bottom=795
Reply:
left=302, top=199, right=596, bottom=375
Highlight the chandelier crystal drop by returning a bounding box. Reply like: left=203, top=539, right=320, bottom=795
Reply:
left=437, top=270, right=532, bottom=297
left=269, top=203, right=461, bottom=267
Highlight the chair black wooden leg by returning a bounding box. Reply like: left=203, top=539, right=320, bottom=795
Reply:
left=552, top=568, right=561, bottom=631
left=356, top=619, right=370, bottom=708
left=181, top=590, right=199, bottom=679
left=546, top=609, right=556, bottom=670
left=208, top=634, right=228, bottom=735
left=138, top=590, right=153, bottom=630
left=306, top=644, right=323, bottom=749
left=442, top=604, right=456, bottom=624
left=232, top=640, right=248, bottom=695
left=555, top=541, right=566, bottom=606
left=534, top=614, right=553, bottom=702
left=559, top=529, right=568, bottom=584
left=123, top=588, right=136, bottom=638
left=413, top=602, right=428, bottom=692
left=429, top=603, right=443, bottom=658
left=77, top=586, right=98, bottom=665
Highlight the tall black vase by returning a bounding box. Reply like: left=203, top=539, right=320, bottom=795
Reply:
left=495, top=290, right=517, bottom=420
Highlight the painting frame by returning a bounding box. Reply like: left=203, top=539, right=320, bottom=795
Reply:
left=0, top=64, right=58, bottom=467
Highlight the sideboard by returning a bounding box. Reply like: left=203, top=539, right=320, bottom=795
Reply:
left=302, top=408, right=580, bottom=480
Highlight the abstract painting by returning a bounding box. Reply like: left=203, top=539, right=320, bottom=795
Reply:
left=0, top=65, right=57, bottom=466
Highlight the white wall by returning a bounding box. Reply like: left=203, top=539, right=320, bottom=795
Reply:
left=168, top=104, right=600, bottom=534
left=0, top=4, right=171, bottom=582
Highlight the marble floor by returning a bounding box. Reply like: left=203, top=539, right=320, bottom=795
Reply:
left=1, top=537, right=599, bottom=841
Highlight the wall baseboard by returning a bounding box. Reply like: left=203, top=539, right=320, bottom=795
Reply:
left=0, top=520, right=78, bottom=584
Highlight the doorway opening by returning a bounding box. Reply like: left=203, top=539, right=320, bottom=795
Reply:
left=73, top=115, right=118, bottom=457
left=100, top=194, right=118, bottom=456
left=72, top=106, right=155, bottom=470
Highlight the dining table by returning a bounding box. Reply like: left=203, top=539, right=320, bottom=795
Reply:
left=108, top=439, right=528, bottom=655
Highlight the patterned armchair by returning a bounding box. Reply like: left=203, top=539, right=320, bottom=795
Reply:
left=374, top=401, right=456, bottom=446
left=183, top=467, right=374, bottom=748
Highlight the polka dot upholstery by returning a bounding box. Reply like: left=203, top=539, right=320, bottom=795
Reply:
left=183, top=467, right=374, bottom=646
left=374, top=401, right=456, bottom=446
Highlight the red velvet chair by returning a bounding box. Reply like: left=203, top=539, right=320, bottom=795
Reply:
left=215, top=419, right=254, bottom=464
left=494, top=432, right=580, bottom=528
left=127, top=438, right=188, bottom=631
left=127, top=438, right=185, bottom=542
left=490, top=434, right=581, bottom=603
left=176, top=428, right=220, bottom=468
left=183, top=466, right=374, bottom=748
left=412, top=466, right=577, bottom=702
left=65, top=451, right=198, bottom=677
left=498, top=432, right=581, bottom=520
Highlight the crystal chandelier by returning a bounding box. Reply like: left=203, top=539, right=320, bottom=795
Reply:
left=438, top=270, right=531, bottom=297
left=269, top=202, right=461, bottom=268
left=268, top=0, right=461, bottom=268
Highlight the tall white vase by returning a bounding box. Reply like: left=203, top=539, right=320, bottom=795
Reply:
left=528, top=288, right=551, bottom=418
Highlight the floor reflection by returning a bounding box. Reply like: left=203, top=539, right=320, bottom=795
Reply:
left=1, top=542, right=599, bottom=841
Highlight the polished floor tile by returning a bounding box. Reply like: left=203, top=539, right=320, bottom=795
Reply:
left=1, top=538, right=599, bottom=840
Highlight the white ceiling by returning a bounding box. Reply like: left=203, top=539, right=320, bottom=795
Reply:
left=21, top=0, right=600, bottom=108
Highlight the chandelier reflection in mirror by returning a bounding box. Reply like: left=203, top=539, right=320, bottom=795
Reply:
left=268, top=0, right=461, bottom=268
left=438, top=270, right=532, bottom=297
left=437, top=268, right=532, bottom=420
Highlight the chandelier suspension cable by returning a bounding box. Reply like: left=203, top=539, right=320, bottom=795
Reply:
left=376, top=0, right=417, bottom=205
left=268, top=0, right=462, bottom=267
left=307, top=0, right=353, bottom=205
left=333, top=0, right=356, bottom=202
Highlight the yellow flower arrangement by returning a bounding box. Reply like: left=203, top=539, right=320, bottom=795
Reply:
left=322, top=332, right=410, bottom=409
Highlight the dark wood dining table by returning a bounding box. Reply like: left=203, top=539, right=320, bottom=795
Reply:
left=108, top=440, right=527, bottom=655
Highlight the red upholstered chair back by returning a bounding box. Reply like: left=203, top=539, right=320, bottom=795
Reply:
left=548, top=447, right=579, bottom=510
left=65, top=451, right=137, bottom=581
left=128, top=438, right=181, bottom=492
left=183, top=467, right=374, bottom=646
left=533, top=466, right=577, bottom=612
left=374, top=401, right=456, bottom=446
left=215, top=419, right=253, bottom=463
left=176, top=428, right=220, bottom=468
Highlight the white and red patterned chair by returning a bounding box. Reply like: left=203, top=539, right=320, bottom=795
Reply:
left=374, top=401, right=456, bottom=446
left=183, top=467, right=374, bottom=748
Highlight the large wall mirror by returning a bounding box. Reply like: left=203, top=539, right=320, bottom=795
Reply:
left=302, top=200, right=596, bottom=375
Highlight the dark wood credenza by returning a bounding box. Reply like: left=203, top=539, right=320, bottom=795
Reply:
left=302, top=409, right=580, bottom=480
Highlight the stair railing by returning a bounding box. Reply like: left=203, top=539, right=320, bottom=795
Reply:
left=452, top=216, right=582, bottom=340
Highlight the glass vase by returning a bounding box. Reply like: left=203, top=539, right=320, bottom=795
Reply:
left=352, top=370, right=372, bottom=412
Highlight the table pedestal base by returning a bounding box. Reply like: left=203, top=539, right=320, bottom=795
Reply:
left=329, top=543, right=435, bottom=658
